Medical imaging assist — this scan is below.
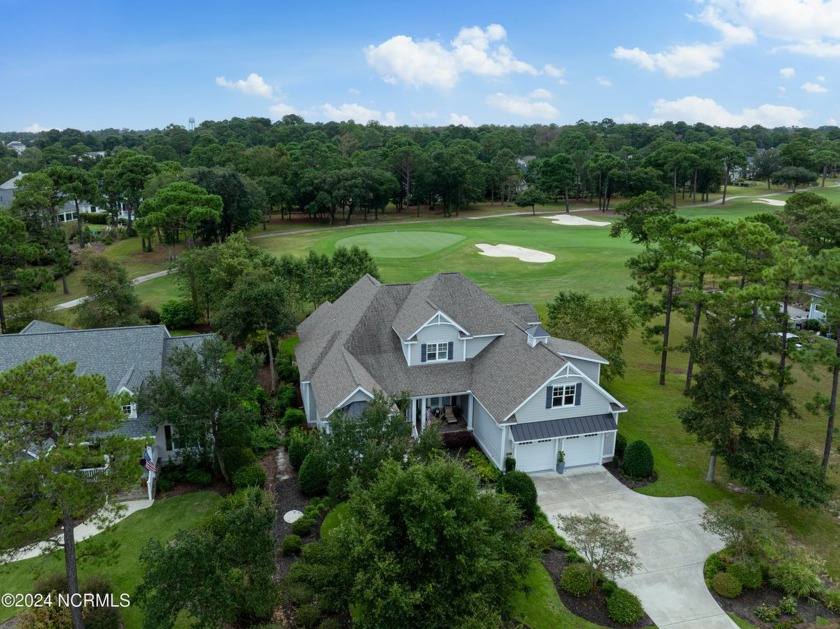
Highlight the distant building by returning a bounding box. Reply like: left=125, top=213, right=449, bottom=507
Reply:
left=4, top=140, right=26, bottom=155
left=0, top=171, right=116, bottom=221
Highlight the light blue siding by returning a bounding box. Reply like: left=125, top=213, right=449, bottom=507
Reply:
left=563, top=358, right=601, bottom=382
left=410, top=322, right=463, bottom=364
left=465, top=335, right=498, bottom=359
left=512, top=377, right=610, bottom=423
left=472, top=397, right=503, bottom=467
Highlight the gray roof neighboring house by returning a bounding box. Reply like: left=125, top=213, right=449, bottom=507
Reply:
left=0, top=322, right=213, bottom=438
left=297, top=273, right=609, bottom=424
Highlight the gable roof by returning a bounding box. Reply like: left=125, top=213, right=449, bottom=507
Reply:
left=296, top=272, right=610, bottom=424
left=0, top=324, right=213, bottom=438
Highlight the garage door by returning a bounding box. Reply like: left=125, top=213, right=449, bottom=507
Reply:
left=516, top=439, right=556, bottom=473
left=562, top=434, right=602, bottom=468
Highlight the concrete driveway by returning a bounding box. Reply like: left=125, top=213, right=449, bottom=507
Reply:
left=534, top=467, right=737, bottom=629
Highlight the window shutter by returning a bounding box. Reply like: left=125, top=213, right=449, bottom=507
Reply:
left=574, top=382, right=582, bottom=406
left=421, top=344, right=427, bottom=363
left=447, top=341, right=454, bottom=360
left=545, top=386, right=552, bottom=409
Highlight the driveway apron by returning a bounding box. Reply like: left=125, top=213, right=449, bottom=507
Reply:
left=533, top=467, right=737, bottom=628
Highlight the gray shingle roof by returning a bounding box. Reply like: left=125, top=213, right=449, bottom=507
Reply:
left=546, top=337, right=608, bottom=364
left=0, top=324, right=212, bottom=438
left=297, top=272, right=613, bottom=424
left=510, top=414, right=616, bottom=442
left=505, top=303, right=540, bottom=325
left=19, top=320, right=71, bottom=334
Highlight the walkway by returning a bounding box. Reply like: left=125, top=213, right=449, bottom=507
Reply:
left=534, top=467, right=736, bottom=629
left=52, top=269, right=174, bottom=311
left=7, top=499, right=155, bottom=562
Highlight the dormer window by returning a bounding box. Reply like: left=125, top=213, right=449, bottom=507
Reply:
left=421, top=341, right=453, bottom=363
left=122, top=403, right=136, bottom=418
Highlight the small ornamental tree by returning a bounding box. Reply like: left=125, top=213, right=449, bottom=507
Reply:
left=700, top=503, right=784, bottom=563
left=555, top=513, right=640, bottom=588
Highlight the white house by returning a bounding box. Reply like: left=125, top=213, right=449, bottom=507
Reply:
left=296, top=273, right=627, bottom=473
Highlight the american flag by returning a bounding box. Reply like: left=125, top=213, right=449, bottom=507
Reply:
left=145, top=457, right=157, bottom=473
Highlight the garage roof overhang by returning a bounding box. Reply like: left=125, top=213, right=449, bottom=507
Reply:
left=510, top=414, right=617, bottom=443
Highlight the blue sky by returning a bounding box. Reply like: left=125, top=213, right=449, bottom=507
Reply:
left=2, top=0, right=839, bottom=132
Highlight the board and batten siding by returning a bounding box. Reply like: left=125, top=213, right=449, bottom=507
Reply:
left=562, top=357, right=601, bottom=383
left=602, top=431, right=616, bottom=460
left=408, top=322, right=462, bottom=365
left=513, top=377, right=610, bottom=423
left=464, top=335, right=499, bottom=359
left=472, top=397, right=503, bottom=467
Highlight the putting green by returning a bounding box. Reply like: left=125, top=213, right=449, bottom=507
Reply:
left=335, top=231, right=466, bottom=258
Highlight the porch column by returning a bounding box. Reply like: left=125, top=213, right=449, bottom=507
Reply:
left=467, top=395, right=474, bottom=431
left=499, top=425, right=507, bottom=468
left=420, top=398, right=427, bottom=434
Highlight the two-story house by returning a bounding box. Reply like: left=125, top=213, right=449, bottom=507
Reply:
left=296, top=272, right=626, bottom=473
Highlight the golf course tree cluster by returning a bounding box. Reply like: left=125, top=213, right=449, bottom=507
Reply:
left=606, top=191, right=840, bottom=503
left=0, top=355, right=140, bottom=629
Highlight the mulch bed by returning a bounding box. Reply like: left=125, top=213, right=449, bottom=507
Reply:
left=710, top=582, right=839, bottom=628
left=606, top=463, right=658, bottom=490
left=540, top=548, right=653, bottom=629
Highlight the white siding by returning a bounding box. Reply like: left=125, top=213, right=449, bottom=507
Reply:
left=409, top=322, right=463, bottom=364
left=340, top=388, right=374, bottom=406
left=302, top=382, right=321, bottom=424
left=563, top=358, right=601, bottom=383
left=602, top=431, right=616, bottom=461
left=464, top=335, right=499, bottom=359
left=472, top=397, right=503, bottom=468
left=513, top=377, right=610, bottom=423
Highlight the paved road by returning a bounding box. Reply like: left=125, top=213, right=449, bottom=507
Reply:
left=534, top=467, right=736, bottom=629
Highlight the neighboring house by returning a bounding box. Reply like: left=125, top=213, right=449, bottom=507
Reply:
left=0, top=171, right=117, bottom=221
left=807, top=289, right=827, bottom=323
left=296, top=272, right=627, bottom=473
left=0, top=321, right=211, bottom=463
left=5, top=141, right=26, bottom=155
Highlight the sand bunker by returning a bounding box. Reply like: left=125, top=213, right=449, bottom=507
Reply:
left=544, top=214, right=610, bottom=226
left=475, top=243, right=555, bottom=263
left=752, top=198, right=786, bottom=207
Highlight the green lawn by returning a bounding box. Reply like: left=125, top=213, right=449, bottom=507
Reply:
left=335, top=231, right=466, bottom=258
left=0, top=492, right=221, bottom=628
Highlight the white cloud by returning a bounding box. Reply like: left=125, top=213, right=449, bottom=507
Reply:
left=449, top=113, right=475, bottom=126
left=348, top=88, right=361, bottom=95
left=706, top=0, right=840, bottom=57
left=802, top=81, right=829, bottom=93
left=215, top=73, right=274, bottom=97
left=613, top=43, right=725, bottom=77
left=596, top=76, right=612, bottom=87
left=269, top=102, right=297, bottom=118
left=24, top=123, right=50, bottom=133
left=529, top=88, right=553, bottom=99
left=649, top=96, right=808, bottom=127
left=320, top=103, right=398, bottom=125
left=543, top=64, right=567, bottom=81
left=694, top=5, right=756, bottom=45
left=486, top=92, right=559, bottom=119
left=828, top=117, right=839, bottom=125
left=619, top=113, right=640, bottom=123
left=411, top=110, right=439, bottom=121
left=780, top=67, right=796, bottom=78
left=817, top=75, right=827, bottom=82
left=364, top=24, right=537, bottom=89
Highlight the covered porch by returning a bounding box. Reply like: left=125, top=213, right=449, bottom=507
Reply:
left=408, top=392, right=474, bottom=438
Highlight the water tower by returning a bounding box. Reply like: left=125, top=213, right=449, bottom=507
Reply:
left=188, top=117, right=195, bottom=132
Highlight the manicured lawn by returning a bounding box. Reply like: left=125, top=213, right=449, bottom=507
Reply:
left=335, top=231, right=466, bottom=258
left=320, top=502, right=350, bottom=538
left=0, top=492, right=221, bottom=627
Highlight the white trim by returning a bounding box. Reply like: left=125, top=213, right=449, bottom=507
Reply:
left=556, top=351, right=609, bottom=365
left=407, top=310, right=469, bottom=340
left=325, top=386, right=375, bottom=419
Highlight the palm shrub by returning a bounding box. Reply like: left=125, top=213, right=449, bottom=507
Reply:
left=560, top=563, right=592, bottom=597
left=622, top=440, right=654, bottom=478
left=607, top=588, right=643, bottom=626
left=496, top=470, right=538, bottom=519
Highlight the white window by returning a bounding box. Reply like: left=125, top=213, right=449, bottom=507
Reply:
left=551, top=384, right=576, bottom=408
left=122, top=403, right=136, bottom=418
left=164, top=425, right=180, bottom=452
left=426, top=342, right=449, bottom=362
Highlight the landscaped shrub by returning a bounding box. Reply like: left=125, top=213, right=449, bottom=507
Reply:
left=524, top=524, right=557, bottom=553
left=778, top=594, right=797, bottom=615
left=221, top=446, right=257, bottom=478
left=753, top=603, right=779, bottom=622
left=156, top=476, right=174, bottom=493
left=504, top=456, right=516, bottom=472
left=298, top=448, right=330, bottom=496
left=607, top=588, right=644, bottom=626
left=275, top=351, right=300, bottom=383
left=565, top=549, right=584, bottom=564
left=599, top=578, right=618, bottom=597
left=138, top=304, right=161, bottom=324
left=728, top=557, right=763, bottom=590
left=232, top=463, right=267, bottom=490
left=464, top=447, right=501, bottom=484
left=34, top=572, right=67, bottom=594
left=615, top=433, right=628, bottom=457
left=704, top=553, right=726, bottom=582
left=281, top=408, right=307, bottom=430
left=275, top=382, right=296, bottom=417
left=303, top=497, right=329, bottom=519
left=80, top=211, right=109, bottom=225
left=496, top=470, right=538, bottom=519
left=317, top=619, right=341, bottom=629
left=185, top=468, right=213, bottom=487
left=281, top=534, right=303, bottom=555
left=622, top=439, right=654, bottom=478
left=560, top=563, right=592, bottom=598
left=711, top=571, right=743, bottom=599
left=769, top=557, right=824, bottom=598
left=292, top=516, right=315, bottom=536
left=251, top=424, right=282, bottom=455
left=822, top=587, right=840, bottom=613
left=287, top=427, right=315, bottom=471
left=295, top=602, right=322, bottom=629
left=160, top=299, right=199, bottom=329
left=80, top=575, right=122, bottom=629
